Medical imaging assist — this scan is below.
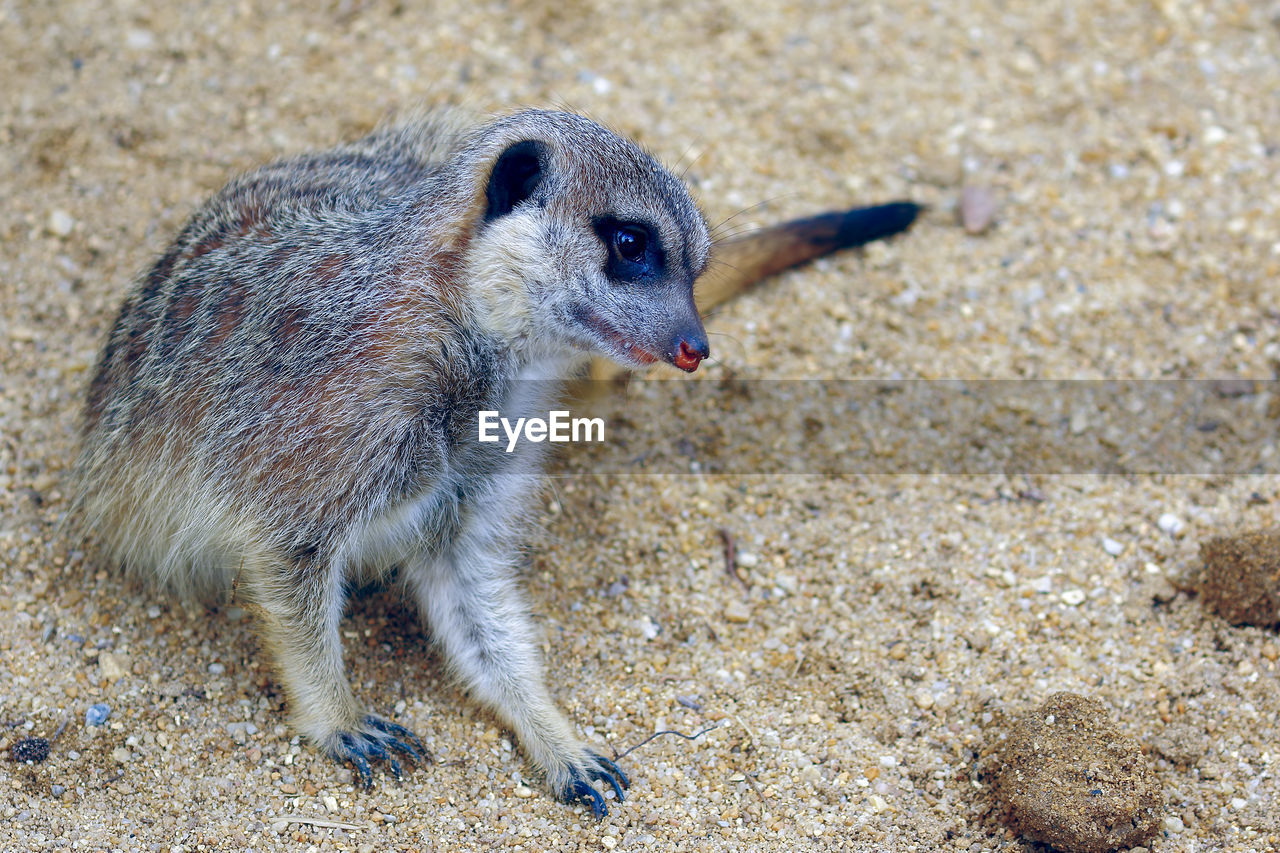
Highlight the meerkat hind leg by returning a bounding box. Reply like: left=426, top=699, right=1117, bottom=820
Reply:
left=241, top=552, right=425, bottom=786
left=405, top=540, right=627, bottom=817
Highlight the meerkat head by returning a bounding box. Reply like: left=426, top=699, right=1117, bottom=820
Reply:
left=458, top=111, right=711, bottom=373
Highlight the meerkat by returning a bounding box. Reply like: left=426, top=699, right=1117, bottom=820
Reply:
left=73, top=107, right=919, bottom=816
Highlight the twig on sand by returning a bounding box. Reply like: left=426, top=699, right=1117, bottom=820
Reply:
left=615, top=724, right=720, bottom=760
left=718, top=528, right=749, bottom=591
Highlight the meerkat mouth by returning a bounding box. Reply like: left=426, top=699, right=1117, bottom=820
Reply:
left=575, top=310, right=707, bottom=372
left=573, top=306, right=662, bottom=368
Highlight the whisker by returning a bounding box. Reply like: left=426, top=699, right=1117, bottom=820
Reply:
left=710, top=223, right=769, bottom=244
left=708, top=191, right=800, bottom=239
left=705, top=329, right=747, bottom=353
left=698, top=257, right=746, bottom=278
left=708, top=200, right=772, bottom=238
left=678, top=142, right=709, bottom=180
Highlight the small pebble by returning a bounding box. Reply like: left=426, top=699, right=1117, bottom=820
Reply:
left=736, top=552, right=759, bottom=568
left=1211, top=378, right=1256, bottom=398
left=676, top=695, right=703, bottom=711
left=50, top=785, right=65, bottom=797
left=225, top=722, right=259, bottom=742
left=1102, top=537, right=1124, bottom=556
left=99, top=651, right=130, bottom=682
left=208, top=662, right=226, bottom=675
left=48, top=209, right=75, bottom=237
left=965, top=630, right=990, bottom=652
left=514, top=784, right=534, bottom=798
left=1157, top=513, right=1184, bottom=535
left=125, top=29, right=156, bottom=50
left=111, top=747, right=132, bottom=763
left=1060, top=589, right=1087, bottom=606
left=86, top=703, right=111, bottom=726
left=724, top=599, right=751, bottom=623
left=959, top=185, right=999, bottom=234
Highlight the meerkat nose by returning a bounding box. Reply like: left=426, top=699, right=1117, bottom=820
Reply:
left=670, top=333, right=709, bottom=372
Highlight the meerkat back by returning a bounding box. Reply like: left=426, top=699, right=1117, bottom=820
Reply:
left=76, top=109, right=468, bottom=597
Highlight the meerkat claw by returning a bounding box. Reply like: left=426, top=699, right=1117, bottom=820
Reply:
left=562, top=778, right=609, bottom=819
left=365, top=715, right=428, bottom=763
left=590, top=752, right=629, bottom=801
left=558, top=753, right=629, bottom=817
left=336, top=738, right=376, bottom=789
left=331, top=716, right=428, bottom=788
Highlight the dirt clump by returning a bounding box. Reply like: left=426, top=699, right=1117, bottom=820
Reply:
left=1198, top=529, right=1280, bottom=628
left=987, top=692, right=1162, bottom=853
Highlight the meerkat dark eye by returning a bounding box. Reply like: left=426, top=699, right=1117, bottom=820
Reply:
left=594, top=218, right=661, bottom=281
left=613, top=225, right=647, bottom=262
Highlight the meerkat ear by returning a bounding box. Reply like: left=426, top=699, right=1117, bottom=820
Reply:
left=484, top=140, right=548, bottom=220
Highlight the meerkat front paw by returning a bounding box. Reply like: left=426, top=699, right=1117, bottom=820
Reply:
left=551, top=751, right=630, bottom=818
left=325, top=714, right=429, bottom=788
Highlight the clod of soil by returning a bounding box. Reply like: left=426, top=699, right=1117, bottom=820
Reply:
left=1198, top=529, right=1280, bottom=628
left=10, top=736, right=51, bottom=764
left=987, top=692, right=1162, bottom=853
left=1147, top=721, right=1209, bottom=768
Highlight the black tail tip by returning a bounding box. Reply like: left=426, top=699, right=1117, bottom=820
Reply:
left=835, top=201, right=924, bottom=247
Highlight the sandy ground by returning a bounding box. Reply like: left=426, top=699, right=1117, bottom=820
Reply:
left=3, top=1, right=1280, bottom=851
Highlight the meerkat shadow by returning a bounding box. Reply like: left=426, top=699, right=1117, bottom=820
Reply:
left=342, top=571, right=432, bottom=653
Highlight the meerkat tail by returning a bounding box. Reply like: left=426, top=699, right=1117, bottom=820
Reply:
left=697, top=200, right=922, bottom=309
left=583, top=200, right=922, bottom=384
